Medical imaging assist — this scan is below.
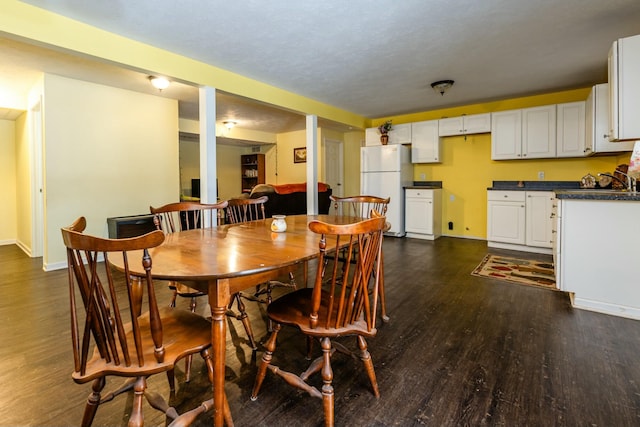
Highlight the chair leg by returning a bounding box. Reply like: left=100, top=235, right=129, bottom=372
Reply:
left=201, top=348, right=234, bottom=427
left=234, top=293, right=258, bottom=350
left=378, top=254, right=389, bottom=322
left=80, top=377, right=105, bottom=427
left=251, top=323, right=281, bottom=400
left=128, top=377, right=147, bottom=427
left=320, top=337, right=335, bottom=427
left=357, top=335, right=380, bottom=398
left=182, top=296, right=199, bottom=383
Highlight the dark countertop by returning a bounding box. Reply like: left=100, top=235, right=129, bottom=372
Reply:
left=488, top=180, right=581, bottom=191
left=487, top=180, right=640, bottom=200
left=405, top=181, right=442, bottom=189
left=554, top=190, right=640, bottom=201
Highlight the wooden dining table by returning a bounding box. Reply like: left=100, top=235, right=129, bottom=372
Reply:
left=110, top=213, right=363, bottom=426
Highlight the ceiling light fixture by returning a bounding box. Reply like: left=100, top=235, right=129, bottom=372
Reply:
left=223, top=121, right=236, bottom=129
left=149, top=76, right=170, bottom=91
left=431, top=79, right=454, bottom=96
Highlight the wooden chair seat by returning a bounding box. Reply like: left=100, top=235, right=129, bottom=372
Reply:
left=266, top=288, right=376, bottom=338
left=74, top=307, right=212, bottom=382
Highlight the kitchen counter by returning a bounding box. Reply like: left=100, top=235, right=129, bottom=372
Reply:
left=488, top=180, right=581, bottom=191
left=554, top=190, right=640, bottom=201
left=405, top=180, right=442, bottom=189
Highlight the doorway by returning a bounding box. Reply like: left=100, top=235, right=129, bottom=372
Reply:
left=323, top=138, right=344, bottom=197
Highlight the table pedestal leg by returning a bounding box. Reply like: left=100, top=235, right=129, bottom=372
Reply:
left=209, top=279, right=231, bottom=426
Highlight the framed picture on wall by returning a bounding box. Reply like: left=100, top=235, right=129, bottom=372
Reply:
left=294, top=147, right=307, bottom=163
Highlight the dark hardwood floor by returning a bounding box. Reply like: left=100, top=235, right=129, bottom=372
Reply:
left=2, top=236, right=640, bottom=426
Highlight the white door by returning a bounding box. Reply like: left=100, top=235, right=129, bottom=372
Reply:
left=30, top=97, right=44, bottom=258
left=323, top=138, right=343, bottom=197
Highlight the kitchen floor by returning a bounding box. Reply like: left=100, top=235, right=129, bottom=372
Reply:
left=2, top=237, right=639, bottom=426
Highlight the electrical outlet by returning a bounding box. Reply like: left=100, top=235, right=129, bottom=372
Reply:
left=420, top=173, right=426, bottom=180
left=538, top=171, right=545, bottom=180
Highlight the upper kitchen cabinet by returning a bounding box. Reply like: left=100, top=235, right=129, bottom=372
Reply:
left=492, top=105, right=556, bottom=160
left=389, top=123, right=412, bottom=144
left=608, top=34, right=640, bottom=141
left=491, top=110, right=522, bottom=159
left=438, top=113, right=491, bottom=137
left=411, top=120, right=441, bottom=163
left=365, top=123, right=412, bottom=146
left=586, top=83, right=635, bottom=153
left=522, top=105, right=556, bottom=158
left=556, top=101, right=588, bottom=157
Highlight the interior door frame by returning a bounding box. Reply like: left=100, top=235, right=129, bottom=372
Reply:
left=323, top=138, right=344, bottom=197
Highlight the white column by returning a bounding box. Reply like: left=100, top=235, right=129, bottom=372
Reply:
left=306, top=115, right=318, bottom=215
left=199, top=86, right=217, bottom=205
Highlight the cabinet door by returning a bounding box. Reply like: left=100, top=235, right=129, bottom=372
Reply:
left=389, top=123, right=412, bottom=144
left=411, top=120, right=441, bottom=163
left=365, top=128, right=381, bottom=146
left=522, top=105, right=556, bottom=158
left=487, top=200, right=526, bottom=244
left=589, top=84, right=635, bottom=153
left=463, top=113, right=491, bottom=134
left=609, top=34, right=640, bottom=141
left=525, top=191, right=554, bottom=248
left=556, top=101, right=587, bottom=157
left=491, top=110, right=522, bottom=160
left=438, top=117, right=464, bottom=136
left=405, top=192, right=433, bottom=235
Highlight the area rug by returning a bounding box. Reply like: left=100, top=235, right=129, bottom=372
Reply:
left=471, top=254, right=556, bottom=290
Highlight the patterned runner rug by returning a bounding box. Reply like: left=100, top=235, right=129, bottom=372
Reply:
left=471, top=254, right=556, bottom=290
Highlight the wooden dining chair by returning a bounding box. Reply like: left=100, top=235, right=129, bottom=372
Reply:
left=251, top=215, right=387, bottom=427
left=226, top=196, right=298, bottom=333
left=149, top=200, right=231, bottom=379
left=61, top=217, right=231, bottom=427
left=329, top=195, right=390, bottom=322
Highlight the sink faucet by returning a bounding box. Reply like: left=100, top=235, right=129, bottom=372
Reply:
left=598, top=172, right=637, bottom=192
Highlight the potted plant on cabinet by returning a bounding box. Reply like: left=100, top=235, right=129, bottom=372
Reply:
left=377, top=120, right=393, bottom=145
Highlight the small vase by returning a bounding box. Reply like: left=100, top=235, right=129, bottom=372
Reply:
left=380, top=134, right=389, bottom=145
left=271, top=215, right=287, bottom=232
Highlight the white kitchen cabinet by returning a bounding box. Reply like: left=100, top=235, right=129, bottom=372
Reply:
left=388, top=123, right=412, bottom=144
left=557, top=197, right=640, bottom=319
left=366, top=124, right=412, bottom=146
left=487, top=191, right=526, bottom=245
left=608, top=34, right=640, bottom=141
left=556, top=101, right=588, bottom=157
left=365, top=128, right=380, bottom=146
left=491, top=110, right=522, bottom=159
left=411, top=120, right=441, bottom=163
left=522, top=105, right=556, bottom=158
left=405, top=188, right=442, bottom=240
left=487, top=190, right=553, bottom=254
left=438, top=113, right=491, bottom=137
left=586, top=83, right=635, bottom=153
left=492, top=106, right=556, bottom=160
left=525, top=191, right=554, bottom=248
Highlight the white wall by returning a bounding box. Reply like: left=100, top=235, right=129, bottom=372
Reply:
left=0, top=119, right=17, bottom=244
left=43, top=74, right=179, bottom=269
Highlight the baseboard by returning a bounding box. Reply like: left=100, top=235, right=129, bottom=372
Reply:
left=487, top=241, right=552, bottom=255
left=572, top=296, right=640, bottom=321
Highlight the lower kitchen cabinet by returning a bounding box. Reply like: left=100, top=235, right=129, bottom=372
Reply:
left=487, top=190, right=554, bottom=254
left=405, top=188, right=441, bottom=240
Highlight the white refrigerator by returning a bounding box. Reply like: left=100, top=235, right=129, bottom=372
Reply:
left=361, top=145, right=412, bottom=237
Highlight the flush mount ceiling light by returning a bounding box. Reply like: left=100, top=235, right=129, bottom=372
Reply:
left=148, top=76, right=170, bottom=91
left=431, top=79, right=454, bottom=96
left=223, top=121, right=237, bottom=129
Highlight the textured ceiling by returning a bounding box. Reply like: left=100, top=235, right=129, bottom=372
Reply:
left=6, top=0, right=640, bottom=134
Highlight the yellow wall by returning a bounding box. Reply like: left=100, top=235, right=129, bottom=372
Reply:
left=14, top=112, right=31, bottom=253
left=43, top=74, right=180, bottom=268
left=0, top=119, right=17, bottom=244
left=372, top=88, right=629, bottom=239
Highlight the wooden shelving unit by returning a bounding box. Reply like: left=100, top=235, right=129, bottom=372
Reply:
left=241, top=153, right=265, bottom=193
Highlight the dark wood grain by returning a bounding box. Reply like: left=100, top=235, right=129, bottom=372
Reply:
left=2, top=236, right=640, bottom=426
